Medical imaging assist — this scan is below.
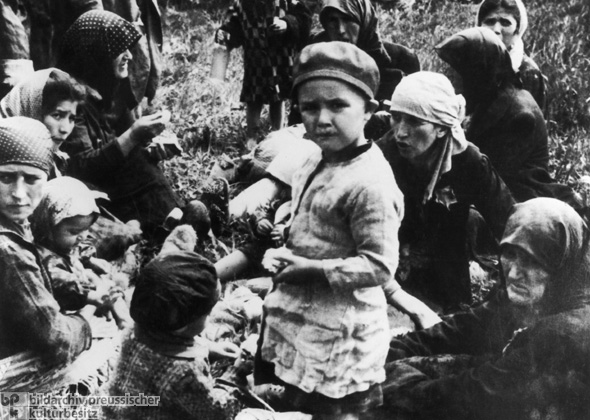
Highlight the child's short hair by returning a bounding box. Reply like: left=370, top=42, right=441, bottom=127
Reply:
left=41, top=69, right=86, bottom=116
left=130, top=251, right=220, bottom=332
left=292, top=41, right=380, bottom=100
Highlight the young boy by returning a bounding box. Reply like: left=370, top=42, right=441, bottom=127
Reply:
left=104, top=251, right=247, bottom=420
left=257, top=42, right=439, bottom=420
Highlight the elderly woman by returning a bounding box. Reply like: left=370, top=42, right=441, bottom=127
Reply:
left=376, top=71, right=515, bottom=311
left=0, top=117, right=91, bottom=376
left=436, top=27, right=580, bottom=207
left=376, top=198, right=590, bottom=420
left=476, top=0, right=545, bottom=110
left=56, top=10, right=184, bottom=239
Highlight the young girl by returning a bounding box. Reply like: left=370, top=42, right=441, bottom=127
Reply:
left=216, top=0, right=312, bottom=149
left=30, top=176, right=131, bottom=328
left=257, top=42, right=439, bottom=420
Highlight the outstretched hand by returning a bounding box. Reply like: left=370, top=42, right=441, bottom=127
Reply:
left=130, top=111, right=170, bottom=145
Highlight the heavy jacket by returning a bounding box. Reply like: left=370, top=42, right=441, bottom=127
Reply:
left=0, top=213, right=91, bottom=365
left=380, top=198, right=590, bottom=420
left=377, top=135, right=514, bottom=308
left=436, top=27, right=577, bottom=205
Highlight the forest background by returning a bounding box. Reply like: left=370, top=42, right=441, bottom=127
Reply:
left=153, top=0, right=590, bottom=254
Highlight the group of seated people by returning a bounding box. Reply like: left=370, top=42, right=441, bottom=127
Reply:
left=0, top=0, right=588, bottom=419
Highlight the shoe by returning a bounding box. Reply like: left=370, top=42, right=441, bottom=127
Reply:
left=200, top=177, right=230, bottom=236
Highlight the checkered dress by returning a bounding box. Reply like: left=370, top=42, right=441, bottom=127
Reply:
left=227, top=0, right=300, bottom=104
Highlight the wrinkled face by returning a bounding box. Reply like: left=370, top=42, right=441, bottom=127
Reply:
left=481, top=8, right=519, bottom=48
left=390, top=111, right=445, bottom=165
left=298, top=78, right=372, bottom=156
left=112, top=49, right=133, bottom=79
left=0, top=164, right=47, bottom=224
left=50, top=214, right=95, bottom=254
left=323, top=8, right=360, bottom=45
left=42, top=100, right=78, bottom=151
left=501, top=244, right=551, bottom=307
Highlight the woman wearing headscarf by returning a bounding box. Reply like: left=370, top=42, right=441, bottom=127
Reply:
left=56, top=10, right=184, bottom=239
left=376, top=198, right=590, bottom=420
left=436, top=27, right=580, bottom=206
left=0, top=68, right=86, bottom=177
left=314, top=0, right=420, bottom=101
left=0, top=68, right=144, bottom=260
left=476, top=0, right=545, bottom=110
left=376, top=71, right=514, bottom=311
left=0, top=117, right=92, bottom=382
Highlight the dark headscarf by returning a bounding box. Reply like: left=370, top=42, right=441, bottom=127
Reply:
left=501, top=198, right=590, bottom=315
left=435, top=27, right=515, bottom=113
left=58, top=10, right=141, bottom=104
left=130, top=251, right=219, bottom=332
left=319, top=0, right=388, bottom=67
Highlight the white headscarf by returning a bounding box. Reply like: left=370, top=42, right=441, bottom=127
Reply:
left=389, top=71, right=469, bottom=203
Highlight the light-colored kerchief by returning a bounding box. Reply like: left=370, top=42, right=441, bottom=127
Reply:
left=0, top=68, right=54, bottom=121
left=389, top=71, right=468, bottom=203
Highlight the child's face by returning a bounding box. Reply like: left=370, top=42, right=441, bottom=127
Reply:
left=298, top=78, right=372, bottom=156
left=42, top=100, right=78, bottom=151
left=51, top=214, right=95, bottom=254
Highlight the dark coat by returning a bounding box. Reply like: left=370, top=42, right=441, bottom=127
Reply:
left=62, top=94, right=183, bottom=235
left=437, top=27, right=579, bottom=206
left=380, top=289, right=590, bottom=420
left=376, top=136, right=515, bottom=308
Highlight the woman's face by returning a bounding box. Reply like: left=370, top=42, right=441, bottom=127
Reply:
left=0, top=164, right=47, bottom=224
left=112, top=49, right=133, bottom=79
left=480, top=7, right=519, bottom=48
left=323, top=8, right=360, bottom=45
left=501, top=245, right=551, bottom=307
left=390, top=111, right=445, bottom=165
left=42, top=100, right=78, bottom=151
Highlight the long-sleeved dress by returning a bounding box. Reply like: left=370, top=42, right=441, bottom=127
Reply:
left=260, top=144, right=404, bottom=404
left=219, top=0, right=312, bottom=104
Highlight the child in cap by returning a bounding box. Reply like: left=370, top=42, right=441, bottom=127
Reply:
left=30, top=176, right=132, bottom=329
left=105, top=251, right=248, bottom=420
left=257, top=42, right=439, bottom=419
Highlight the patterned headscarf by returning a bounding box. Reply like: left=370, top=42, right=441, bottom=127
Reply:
left=389, top=72, right=468, bottom=203
left=501, top=198, right=590, bottom=315
left=30, top=176, right=103, bottom=247
left=0, top=68, right=56, bottom=121
left=319, top=0, right=384, bottom=59
left=59, top=10, right=141, bottom=99
left=131, top=251, right=220, bottom=332
left=0, top=117, right=53, bottom=174
left=476, top=0, right=528, bottom=73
